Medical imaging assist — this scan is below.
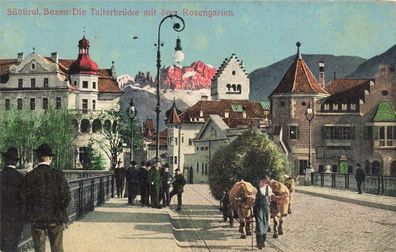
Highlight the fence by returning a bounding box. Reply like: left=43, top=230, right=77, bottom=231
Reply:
left=17, top=174, right=115, bottom=251
left=311, top=172, right=396, bottom=197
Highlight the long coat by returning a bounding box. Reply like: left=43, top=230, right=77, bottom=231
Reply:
left=355, top=168, right=366, bottom=182
left=126, top=167, right=140, bottom=195
left=20, top=164, right=71, bottom=224
left=254, top=186, right=270, bottom=235
left=149, top=167, right=162, bottom=192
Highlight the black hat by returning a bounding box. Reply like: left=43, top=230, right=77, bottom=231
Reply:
left=34, top=143, right=54, bottom=157
left=356, top=163, right=361, bottom=167
left=2, top=147, right=19, bottom=161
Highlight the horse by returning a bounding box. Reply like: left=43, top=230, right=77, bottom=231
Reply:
left=269, top=179, right=291, bottom=238
left=229, top=180, right=257, bottom=239
left=284, top=176, right=296, bottom=214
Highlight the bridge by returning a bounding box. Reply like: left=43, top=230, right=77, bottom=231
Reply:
left=16, top=180, right=396, bottom=252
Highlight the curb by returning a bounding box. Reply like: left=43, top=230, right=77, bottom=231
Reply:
left=296, top=189, right=396, bottom=212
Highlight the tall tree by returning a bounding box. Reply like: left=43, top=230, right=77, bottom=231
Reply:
left=208, top=128, right=288, bottom=199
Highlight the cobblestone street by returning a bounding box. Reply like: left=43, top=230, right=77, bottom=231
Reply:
left=176, top=184, right=396, bottom=252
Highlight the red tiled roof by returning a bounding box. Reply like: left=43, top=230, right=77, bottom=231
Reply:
left=165, top=101, right=182, bottom=125
left=324, top=79, right=372, bottom=103
left=0, top=56, right=121, bottom=93
left=271, top=56, right=328, bottom=95
left=177, top=100, right=268, bottom=128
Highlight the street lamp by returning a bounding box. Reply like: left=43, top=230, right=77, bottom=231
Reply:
left=128, top=98, right=137, bottom=164
left=305, top=102, right=315, bottom=175
left=155, top=14, right=185, bottom=162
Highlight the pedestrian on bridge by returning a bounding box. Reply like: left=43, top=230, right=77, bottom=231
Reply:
left=170, top=168, right=186, bottom=211
left=126, top=161, right=140, bottom=205
left=355, top=163, right=366, bottom=194
left=149, top=161, right=162, bottom=208
left=114, top=163, right=126, bottom=198
left=139, top=161, right=150, bottom=207
left=20, top=143, right=71, bottom=252
left=160, top=163, right=172, bottom=207
left=1, top=147, right=24, bottom=252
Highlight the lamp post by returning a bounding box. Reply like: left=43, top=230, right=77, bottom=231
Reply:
left=128, top=98, right=137, bottom=165
left=155, top=14, right=185, bottom=162
left=305, top=102, right=315, bottom=176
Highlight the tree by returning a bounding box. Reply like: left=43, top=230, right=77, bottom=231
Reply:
left=208, top=128, right=288, bottom=200
left=0, top=107, right=77, bottom=169
left=86, top=141, right=106, bottom=170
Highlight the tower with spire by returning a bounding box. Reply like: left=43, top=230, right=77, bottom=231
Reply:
left=69, top=35, right=99, bottom=113
left=269, top=42, right=329, bottom=175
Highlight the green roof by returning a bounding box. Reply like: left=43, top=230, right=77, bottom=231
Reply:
left=373, top=101, right=396, bottom=122
left=231, top=104, right=243, bottom=112
left=260, top=101, right=270, bottom=111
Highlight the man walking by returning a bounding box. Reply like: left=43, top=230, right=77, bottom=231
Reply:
left=20, top=143, right=71, bottom=252
left=138, top=161, right=149, bottom=207
left=149, top=161, right=162, bottom=208
left=355, top=163, right=366, bottom=194
left=1, top=147, right=24, bottom=252
left=126, top=161, right=140, bottom=205
left=114, top=163, right=126, bottom=198
left=253, top=175, right=272, bottom=249
left=170, top=168, right=186, bottom=211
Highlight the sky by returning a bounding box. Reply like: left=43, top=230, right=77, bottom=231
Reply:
left=1, top=0, right=395, bottom=77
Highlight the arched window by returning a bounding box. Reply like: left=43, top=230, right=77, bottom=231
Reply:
left=103, top=120, right=111, bottom=132
left=391, top=161, right=396, bottom=176
left=237, top=84, right=241, bottom=93
left=232, top=84, right=236, bottom=92
left=372, top=160, right=381, bottom=176
left=226, top=84, right=231, bottom=92
left=80, top=119, right=91, bottom=133
left=92, top=119, right=102, bottom=133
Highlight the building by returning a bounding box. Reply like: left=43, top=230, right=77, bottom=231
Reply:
left=164, top=54, right=270, bottom=182
left=0, top=35, right=122, bottom=169
left=270, top=43, right=396, bottom=176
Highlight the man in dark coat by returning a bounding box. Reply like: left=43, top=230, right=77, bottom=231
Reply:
left=1, top=147, right=24, bottom=252
left=170, top=168, right=186, bottom=211
left=20, top=143, right=71, bottom=252
left=114, top=164, right=126, bottom=198
left=220, top=190, right=233, bottom=227
left=138, top=161, right=150, bottom=207
left=254, top=175, right=272, bottom=249
left=126, top=161, right=140, bottom=205
left=160, top=163, right=172, bottom=207
left=355, top=163, right=366, bottom=194
left=148, top=161, right=162, bottom=208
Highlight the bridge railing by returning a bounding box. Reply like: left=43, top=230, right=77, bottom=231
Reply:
left=310, top=172, right=396, bottom=197
left=17, top=174, right=115, bottom=251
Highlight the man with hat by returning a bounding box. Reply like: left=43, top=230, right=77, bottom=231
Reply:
left=148, top=161, right=162, bottom=208
left=138, top=161, right=150, bottom=207
left=253, top=174, right=272, bottom=249
left=126, top=161, right=140, bottom=205
left=1, top=147, right=24, bottom=252
left=355, top=163, right=366, bottom=194
left=20, top=143, right=71, bottom=252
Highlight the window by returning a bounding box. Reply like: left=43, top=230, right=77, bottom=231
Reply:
left=17, top=98, right=22, bottom=110
left=42, top=98, right=48, bottom=110
left=332, top=104, right=339, bottom=111
left=202, top=163, right=204, bottom=174
left=83, top=81, right=88, bottom=89
left=174, top=156, right=177, bottom=165
left=377, top=126, right=396, bottom=147
left=318, top=165, right=324, bottom=173
left=350, top=104, right=356, bottom=111
left=205, top=163, right=208, bottom=175
left=30, top=98, right=35, bottom=110
left=31, top=78, right=36, bottom=88
left=79, top=147, right=90, bottom=167
left=289, top=126, right=299, bottom=139
left=201, top=147, right=204, bottom=151
left=5, top=99, right=10, bottom=110
left=82, top=99, right=88, bottom=114
left=18, top=79, right=23, bottom=88
left=188, top=138, right=192, bottom=145
left=323, top=104, right=329, bottom=111
left=181, top=136, right=184, bottom=143
left=44, top=78, right=49, bottom=88
left=80, top=119, right=90, bottom=133
left=92, top=82, right=96, bottom=89
left=196, top=147, right=199, bottom=151
left=332, top=165, right=338, bottom=173
left=341, top=104, right=347, bottom=111
left=92, top=100, right=96, bottom=110
left=175, top=137, right=178, bottom=145
left=55, top=97, right=61, bottom=109
left=322, top=126, right=354, bottom=140
left=196, top=163, right=199, bottom=173
left=205, top=146, right=208, bottom=151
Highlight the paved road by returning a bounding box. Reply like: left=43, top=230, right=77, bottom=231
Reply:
left=175, top=184, right=396, bottom=252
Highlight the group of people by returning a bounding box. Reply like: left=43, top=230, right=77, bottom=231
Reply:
left=1, top=144, right=71, bottom=252
left=114, top=160, right=186, bottom=211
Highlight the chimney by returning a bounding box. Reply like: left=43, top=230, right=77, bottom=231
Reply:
left=333, top=71, right=337, bottom=81
left=17, top=52, right=24, bottom=62
left=51, top=52, right=58, bottom=63
left=111, top=61, right=116, bottom=80
left=319, top=61, right=325, bottom=86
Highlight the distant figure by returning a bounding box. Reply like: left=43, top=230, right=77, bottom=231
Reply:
left=20, top=144, right=71, bottom=252
left=170, top=168, right=186, bottom=211
left=149, top=161, right=162, bottom=208
left=161, top=163, right=172, bottom=207
left=1, top=147, right=24, bottom=252
left=126, top=161, right=140, bottom=205
left=254, top=175, right=272, bottom=249
left=355, top=163, right=366, bottom=194
left=139, top=161, right=150, bottom=207
left=220, top=190, right=233, bottom=227
left=114, top=164, right=126, bottom=198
